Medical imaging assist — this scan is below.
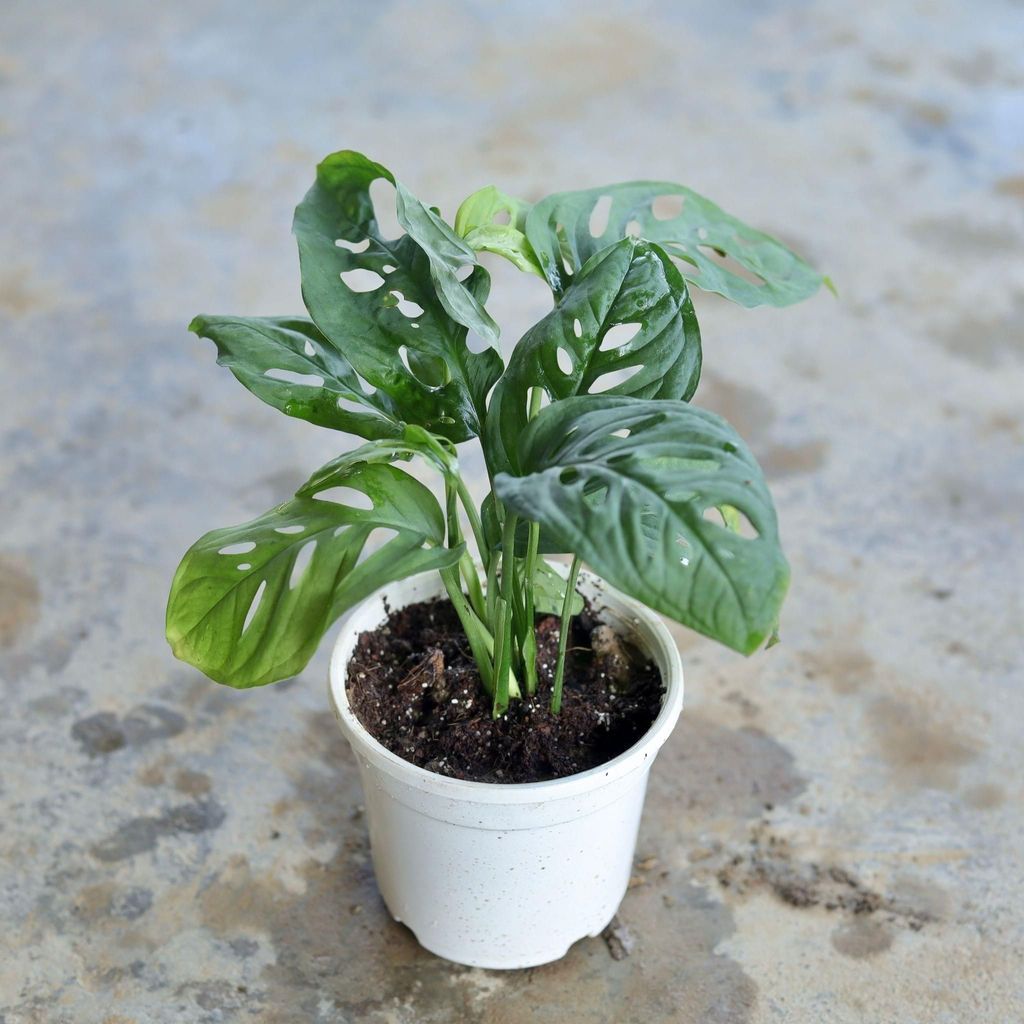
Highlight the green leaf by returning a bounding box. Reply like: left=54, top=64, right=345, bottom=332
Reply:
left=454, top=186, right=544, bottom=278
left=485, top=237, right=701, bottom=475
left=293, top=150, right=502, bottom=442
left=188, top=315, right=403, bottom=440
left=533, top=560, right=584, bottom=617
left=295, top=425, right=454, bottom=497
left=394, top=182, right=500, bottom=344
left=166, top=463, right=461, bottom=687
left=494, top=396, right=788, bottom=655
left=525, top=182, right=824, bottom=307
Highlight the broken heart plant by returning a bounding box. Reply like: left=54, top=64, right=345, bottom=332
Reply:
left=166, top=150, right=826, bottom=719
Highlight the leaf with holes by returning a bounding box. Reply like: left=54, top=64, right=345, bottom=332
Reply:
left=395, top=182, right=500, bottom=344
left=454, top=186, right=544, bottom=278
left=485, top=237, right=701, bottom=475
left=293, top=150, right=502, bottom=442
left=166, top=463, right=461, bottom=687
left=189, top=315, right=403, bottom=439
left=526, top=182, right=824, bottom=307
left=494, top=396, right=788, bottom=654
left=295, top=425, right=454, bottom=497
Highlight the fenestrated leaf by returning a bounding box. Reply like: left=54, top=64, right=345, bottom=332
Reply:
left=166, top=463, right=461, bottom=688
left=454, top=186, right=544, bottom=278
left=293, top=150, right=502, bottom=442
left=525, top=181, right=824, bottom=307
left=485, top=237, right=701, bottom=475
left=494, top=396, right=788, bottom=655
left=395, top=182, right=500, bottom=344
left=295, top=425, right=455, bottom=497
left=189, top=315, right=403, bottom=440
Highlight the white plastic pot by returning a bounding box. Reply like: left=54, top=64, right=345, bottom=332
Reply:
left=328, top=565, right=684, bottom=969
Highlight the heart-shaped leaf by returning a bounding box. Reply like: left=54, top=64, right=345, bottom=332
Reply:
left=395, top=182, right=500, bottom=344
left=494, top=395, right=788, bottom=654
left=454, top=186, right=544, bottom=277
left=526, top=182, right=824, bottom=307
left=485, top=237, right=701, bottom=475
left=166, top=463, right=461, bottom=687
left=293, top=150, right=502, bottom=442
left=189, top=315, right=403, bottom=440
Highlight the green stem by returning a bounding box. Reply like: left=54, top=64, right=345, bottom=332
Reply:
left=492, top=596, right=509, bottom=715
left=493, top=512, right=519, bottom=718
left=460, top=550, right=486, bottom=620
left=439, top=565, right=496, bottom=695
left=485, top=554, right=499, bottom=627
left=444, top=477, right=486, bottom=620
left=520, top=386, right=544, bottom=694
left=455, top=476, right=489, bottom=572
left=550, top=555, right=581, bottom=715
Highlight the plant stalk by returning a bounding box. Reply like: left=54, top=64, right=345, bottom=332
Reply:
left=455, top=476, right=489, bottom=572
left=550, top=555, right=581, bottom=714
left=492, top=511, right=519, bottom=718
left=439, top=565, right=497, bottom=695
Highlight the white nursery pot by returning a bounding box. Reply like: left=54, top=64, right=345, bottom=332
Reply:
left=328, top=565, right=684, bottom=970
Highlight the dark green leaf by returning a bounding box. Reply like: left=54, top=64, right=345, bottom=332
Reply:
left=189, top=315, right=403, bottom=440
left=166, top=463, right=460, bottom=687
left=395, top=182, right=500, bottom=344
left=485, top=238, right=701, bottom=475
left=494, top=396, right=788, bottom=654
left=526, top=182, right=824, bottom=307
left=454, top=186, right=544, bottom=277
left=293, top=150, right=502, bottom=442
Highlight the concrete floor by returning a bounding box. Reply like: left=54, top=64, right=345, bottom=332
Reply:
left=2, top=1, right=1023, bottom=1021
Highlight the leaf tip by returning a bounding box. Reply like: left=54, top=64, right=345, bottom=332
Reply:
left=822, top=274, right=839, bottom=298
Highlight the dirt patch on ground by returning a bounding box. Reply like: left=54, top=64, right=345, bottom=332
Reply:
left=700, top=823, right=939, bottom=932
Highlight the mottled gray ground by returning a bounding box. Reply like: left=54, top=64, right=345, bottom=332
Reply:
left=2, top=1, right=1023, bottom=1021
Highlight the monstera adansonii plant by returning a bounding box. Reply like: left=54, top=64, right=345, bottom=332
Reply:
left=166, top=151, right=827, bottom=715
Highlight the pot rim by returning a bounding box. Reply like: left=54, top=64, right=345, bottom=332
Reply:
left=328, top=564, right=684, bottom=805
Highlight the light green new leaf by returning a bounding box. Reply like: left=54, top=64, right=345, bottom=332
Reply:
left=485, top=237, right=702, bottom=475
left=166, top=463, right=461, bottom=688
left=293, top=150, right=502, bottom=442
left=454, top=186, right=544, bottom=277
left=189, top=315, right=403, bottom=440
left=395, top=182, right=500, bottom=344
left=526, top=182, right=824, bottom=307
left=494, top=396, right=788, bottom=654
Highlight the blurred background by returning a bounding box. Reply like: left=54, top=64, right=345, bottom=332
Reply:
left=1, top=1, right=1022, bottom=1021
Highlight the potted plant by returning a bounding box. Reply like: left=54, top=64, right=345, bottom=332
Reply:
left=166, top=150, right=826, bottom=968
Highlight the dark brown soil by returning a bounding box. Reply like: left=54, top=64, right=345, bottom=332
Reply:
left=346, top=597, right=664, bottom=784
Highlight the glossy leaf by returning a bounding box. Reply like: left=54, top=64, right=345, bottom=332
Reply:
left=166, top=463, right=461, bottom=687
left=395, top=182, right=500, bottom=344
left=293, top=150, right=502, bottom=442
left=526, top=182, right=824, bottom=307
left=532, top=560, right=584, bottom=617
left=494, top=396, right=788, bottom=654
left=486, top=237, right=701, bottom=475
left=295, top=425, right=454, bottom=497
left=455, top=186, right=544, bottom=277
left=189, top=315, right=403, bottom=440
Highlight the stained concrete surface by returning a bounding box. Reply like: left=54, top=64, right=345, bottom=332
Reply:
left=2, top=1, right=1023, bottom=1021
